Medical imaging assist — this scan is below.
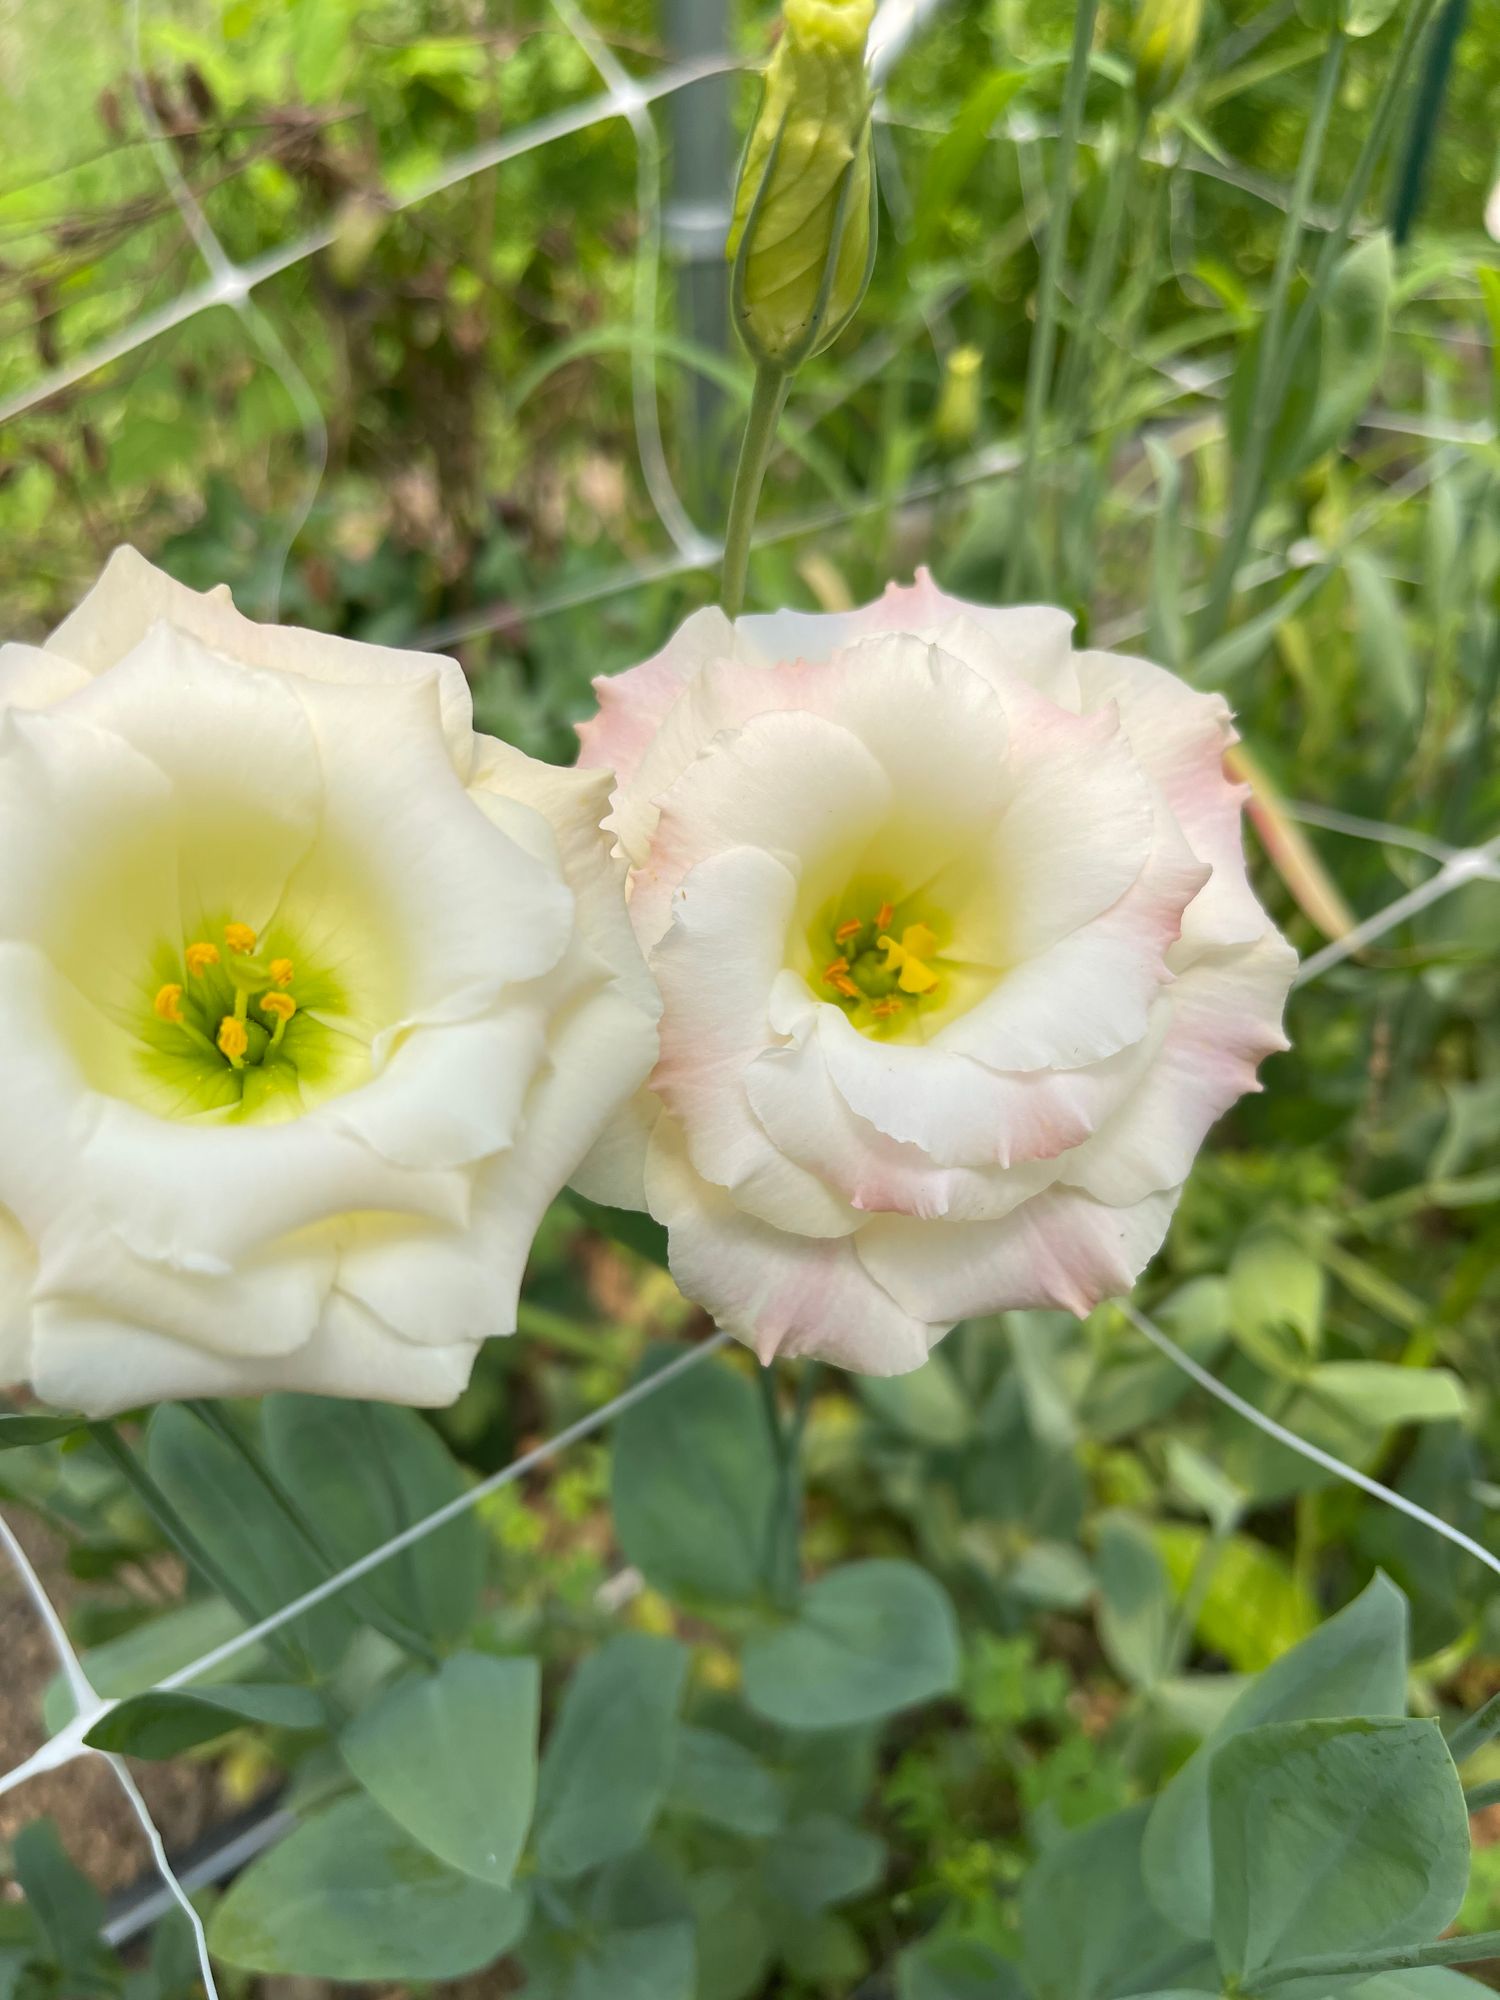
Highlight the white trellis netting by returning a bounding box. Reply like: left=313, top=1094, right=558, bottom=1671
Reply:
left=1, top=2, right=1498, bottom=1990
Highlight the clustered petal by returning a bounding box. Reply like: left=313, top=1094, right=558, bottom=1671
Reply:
left=0, top=551, right=659, bottom=1417
left=576, top=573, right=1297, bottom=1376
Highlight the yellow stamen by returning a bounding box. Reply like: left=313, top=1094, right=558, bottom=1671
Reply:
left=185, top=941, right=220, bottom=978
left=153, top=983, right=184, bottom=1024
left=261, top=990, right=297, bottom=1049
left=834, top=919, right=863, bottom=944
left=268, top=958, right=295, bottom=988
left=217, top=1016, right=249, bottom=1067
left=878, top=923, right=941, bottom=997
left=823, top=956, right=851, bottom=984
left=224, top=923, right=257, bottom=956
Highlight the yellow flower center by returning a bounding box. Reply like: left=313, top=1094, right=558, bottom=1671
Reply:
left=812, top=894, right=951, bottom=1038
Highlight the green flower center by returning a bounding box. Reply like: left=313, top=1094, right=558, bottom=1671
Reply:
left=126, top=913, right=370, bottom=1124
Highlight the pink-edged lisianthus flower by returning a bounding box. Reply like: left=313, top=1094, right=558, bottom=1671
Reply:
left=574, top=573, right=1297, bottom=1375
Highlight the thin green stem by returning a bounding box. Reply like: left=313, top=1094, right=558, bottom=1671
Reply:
left=1259, top=0, right=1443, bottom=480
left=1256, top=1930, right=1500, bottom=1989
left=1200, top=26, right=1345, bottom=642
left=186, top=1402, right=440, bottom=1668
left=757, top=1363, right=811, bottom=1612
left=1005, top=0, right=1102, bottom=596
left=722, top=364, right=790, bottom=618
left=90, top=1421, right=309, bottom=1678
left=1466, top=1779, right=1500, bottom=1812
left=1055, top=107, right=1143, bottom=440
left=1447, top=1690, right=1500, bottom=1766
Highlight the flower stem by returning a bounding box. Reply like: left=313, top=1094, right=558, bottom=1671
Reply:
left=1199, top=27, right=1345, bottom=643
left=1256, top=1930, right=1500, bottom=1990
left=89, top=1420, right=310, bottom=1679
left=1005, top=0, right=1102, bottom=598
left=757, top=1361, right=816, bottom=1611
left=722, top=364, right=790, bottom=619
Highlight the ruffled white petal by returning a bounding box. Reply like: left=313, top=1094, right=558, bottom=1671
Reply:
left=651, top=847, right=858, bottom=1238
left=0, top=644, right=91, bottom=712
left=0, top=1207, right=35, bottom=1387
left=1062, top=933, right=1296, bottom=1206
left=859, top=1184, right=1180, bottom=1323
left=645, top=1121, right=945, bottom=1375
left=46, top=547, right=476, bottom=779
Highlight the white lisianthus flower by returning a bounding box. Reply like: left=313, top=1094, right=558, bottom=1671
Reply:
left=0, top=550, right=658, bottom=1417
left=575, top=574, right=1297, bottom=1374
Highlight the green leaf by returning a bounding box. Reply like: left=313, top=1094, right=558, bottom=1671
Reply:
left=341, top=1652, right=539, bottom=1887
left=263, top=1395, right=482, bottom=1647
left=1345, top=553, right=1422, bottom=737
left=44, top=1595, right=251, bottom=1734
left=12, top=1821, right=112, bottom=1992
left=1209, top=1718, right=1470, bottom=1986
left=760, top=1814, right=885, bottom=1914
left=859, top=1350, right=974, bottom=1446
left=897, top=1936, right=1028, bottom=2000
left=208, top=1792, right=529, bottom=1978
left=1022, top=1803, right=1202, bottom=2000
left=147, top=1405, right=352, bottom=1672
left=1096, top=1511, right=1175, bottom=1690
left=1142, top=1573, right=1409, bottom=1939
left=915, top=69, right=1029, bottom=256
left=1145, top=436, right=1187, bottom=673
left=667, top=1724, right=786, bottom=1836
left=533, top=1632, right=688, bottom=1879
left=85, top=1681, right=326, bottom=1759
left=1156, top=1525, right=1319, bottom=1673
left=742, top=1561, right=960, bottom=1730
left=610, top=1346, right=780, bottom=1607
left=1305, top=1362, right=1469, bottom=1430
left=0, top=1412, right=84, bottom=1448
left=1196, top=562, right=1332, bottom=691
left=1301, top=233, right=1394, bottom=464
left=1229, top=1227, right=1324, bottom=1374
left=585, top=1923, right=696, bottom=2000
left=691, top=1868, right=775, bottom=2000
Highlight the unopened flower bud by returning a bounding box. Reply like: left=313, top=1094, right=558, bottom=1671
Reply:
left=727, top=0, right=878, bottom=372
left=1132, top=0, right=1204, bottom=109
left=934, top=345, right=983, bottom=449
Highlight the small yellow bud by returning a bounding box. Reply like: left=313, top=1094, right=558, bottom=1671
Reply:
left=224, top=923, right=257, bottom=956
left=728, top=0, right=878, bottom=370
left=268, top=958, right=295, bottom=988
left=1132, top=0, right=1204, bottom=109
left=185, top=941, right=220, bottom=978
left=153, top=983, right=184, bottom=1025
left=259, top=992, right=297, bottom=1024
left=934, top=347, right=984, bottom=450
left=217, top=1016, right=249, bottom=1065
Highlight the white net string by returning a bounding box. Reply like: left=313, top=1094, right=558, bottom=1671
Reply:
left=1, top=1, right=1496, bottom=1985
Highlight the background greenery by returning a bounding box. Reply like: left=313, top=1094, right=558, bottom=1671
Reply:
left=2, top=0, right=1500, bottom=1994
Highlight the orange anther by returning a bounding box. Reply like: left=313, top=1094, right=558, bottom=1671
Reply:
left=823, top=956, right=851, bottom=983
left=832, top=975, right=860, bottom=1000
left=872, top=997, right=904, bottom=1019
left=876, top=902, right=894, bottom=930
left=834, top=919, right=863, bottom=944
